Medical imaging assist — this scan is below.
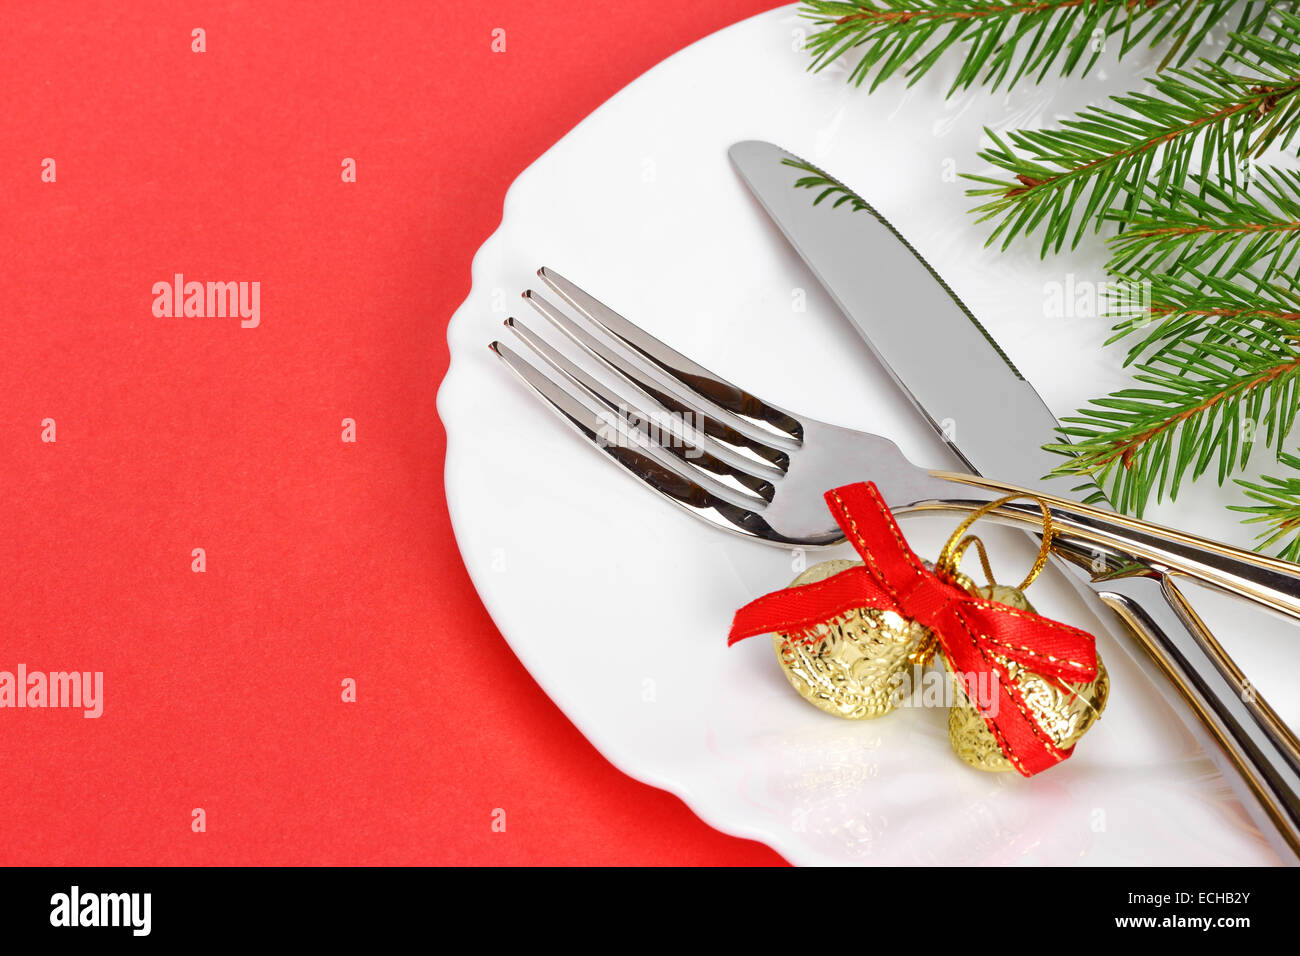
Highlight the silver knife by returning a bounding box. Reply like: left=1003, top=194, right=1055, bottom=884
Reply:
left=729, top=139, right=1300, bottom=862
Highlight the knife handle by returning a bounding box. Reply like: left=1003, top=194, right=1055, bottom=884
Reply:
left=1079, top=564, right=1300, bottom=863
left=924, top=471, right=1300, bottom=625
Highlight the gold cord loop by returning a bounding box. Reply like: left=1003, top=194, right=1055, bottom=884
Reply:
left=935, top=494, right=1054, bottom=593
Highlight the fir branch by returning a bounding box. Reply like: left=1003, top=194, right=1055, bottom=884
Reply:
left=965, top=13, right=1300, bottom=254
left=1105, top=167, right=1300, bottom=278
left=1047, top=332, right=1300, bottom=515
left=1232, top=451, right=1300, bottom=559
left=1106, top=270, right=1300, bottom=362
left=798, top=0, right=1238, bottom=93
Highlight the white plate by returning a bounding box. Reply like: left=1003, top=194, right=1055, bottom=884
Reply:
left=438, top=6, right=1290, bottom=864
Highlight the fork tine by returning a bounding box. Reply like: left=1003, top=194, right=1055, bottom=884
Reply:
left=524, top=289, right=792, bottom=470
left=490, top=341, right=786, bottom=538
left=538, top=267, right=804, bottom=441
left=505, top=317, right=779, bottom=500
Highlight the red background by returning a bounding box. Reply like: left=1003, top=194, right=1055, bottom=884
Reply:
left=2, top=1, right=786, bottom=864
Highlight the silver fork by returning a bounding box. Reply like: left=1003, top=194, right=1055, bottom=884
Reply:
left=491, top=268, right=1300, bottom=624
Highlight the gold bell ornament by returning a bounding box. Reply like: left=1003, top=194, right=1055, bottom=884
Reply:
left=731, top=481, right=1108, bottom=777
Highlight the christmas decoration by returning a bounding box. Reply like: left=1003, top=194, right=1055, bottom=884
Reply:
left=946, top=582, right=1110, bottom=772
left=773, top=558, right=929, bottom=719
left=731, top=482, right=1108, bottom=776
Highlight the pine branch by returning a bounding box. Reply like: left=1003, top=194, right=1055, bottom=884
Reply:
left=964, top=12, right=1300, bottom=254
left=1232, top=451, right=1300, bottom=559
left=1106, top=270, right=1300, bottom=363
left=798, top=0, right=1238, bottom=93
left=1105, top=166, right=1300, bottom=278
left=1046, top=329, right=1300, bottom=515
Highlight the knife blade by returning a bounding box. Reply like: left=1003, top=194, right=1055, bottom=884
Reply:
left=729, top=139, right=1300, bottom=861
left=729, top=142, right=1069, bottom=492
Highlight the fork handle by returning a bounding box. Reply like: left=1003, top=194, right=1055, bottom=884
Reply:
left=910, top=486, right=1300, bottom=859
left=1050, top=554, right=1300, bottom=862
left=905, top=476, right=1300, bottom=857
left=923, top=471, right=1300, bottom=626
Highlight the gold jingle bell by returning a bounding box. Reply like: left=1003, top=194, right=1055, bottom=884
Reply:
left=771, top=493, right=1109, bottom=775
left=773, top=559, right=928, bottom=719
left=946, top=582, right=1109, bottom=772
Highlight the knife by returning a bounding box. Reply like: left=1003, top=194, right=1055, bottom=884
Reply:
left=729, top=139, right=1300, bottom=862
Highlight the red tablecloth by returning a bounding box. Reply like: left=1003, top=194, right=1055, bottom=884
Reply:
left=3, top=0, right=785, bottom=865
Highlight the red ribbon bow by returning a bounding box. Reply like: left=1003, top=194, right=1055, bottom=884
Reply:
left=729, top=482, right=1098, bottom=776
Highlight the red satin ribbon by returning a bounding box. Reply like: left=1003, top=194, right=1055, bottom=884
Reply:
left=728, top=482, right=1099, bottom=776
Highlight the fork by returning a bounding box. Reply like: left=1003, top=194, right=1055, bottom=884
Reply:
left=491, top=268, right=1300, bottom=624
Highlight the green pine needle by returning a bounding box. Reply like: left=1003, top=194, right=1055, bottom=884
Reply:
left=799, top=0, right=1239, bottom=95
left=1105, top=167, right=1300, bottom=279
left=965, top=52, right=1300, bottom=254
left=1046, top=333, right=1300, bottom=516
left=1105, top=270, right=1300, bottom=364
left=1232, top=452, right=1300, bottom=560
